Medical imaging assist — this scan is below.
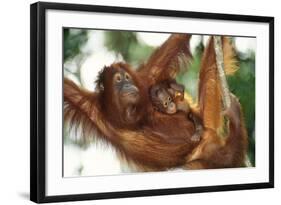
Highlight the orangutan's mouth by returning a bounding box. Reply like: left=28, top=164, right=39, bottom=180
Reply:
left=122, top=91, right=138, bottom=97
left=127, top=105, right=136, bottom=114
left=124, top=105, right=137, bottom=123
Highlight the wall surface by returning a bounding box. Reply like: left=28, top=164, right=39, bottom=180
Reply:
left=0, top=0, right=279, bottom=204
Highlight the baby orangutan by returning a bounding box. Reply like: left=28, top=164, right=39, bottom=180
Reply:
left=149, top=80, right=190, bottom=113
left=149, top=80, right=202, bottom=142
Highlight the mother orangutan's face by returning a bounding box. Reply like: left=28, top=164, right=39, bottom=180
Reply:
left=111, top=68, right=140, bottom=123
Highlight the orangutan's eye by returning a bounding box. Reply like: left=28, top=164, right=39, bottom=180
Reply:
left=125, top=73, right=131, bottom=81
left=164, top=102, right=168, bottom=107
left=168, top=97, right=171, bottom=102
left=115, top=73, right=122, bottom=82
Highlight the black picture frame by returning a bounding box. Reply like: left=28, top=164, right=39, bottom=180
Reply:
left=30, top=1, right=274, bottom=203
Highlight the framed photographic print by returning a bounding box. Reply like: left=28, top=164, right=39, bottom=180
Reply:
left=30, top=1, right=274, bottom=203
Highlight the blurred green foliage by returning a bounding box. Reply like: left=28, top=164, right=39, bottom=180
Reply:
left=228, top=52, right=256, bottom=165
left=104, top=31, right=154, bottom=67
left=64, top=29, right=90, bottom=83
left=64, top=29, right=88, bottom=61
left=64, top=29, right=255, bottom=166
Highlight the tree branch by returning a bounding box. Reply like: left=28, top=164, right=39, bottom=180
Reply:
left=213, top=36, right=231, bottom=110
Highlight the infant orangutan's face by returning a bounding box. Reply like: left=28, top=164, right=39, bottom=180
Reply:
left=155, top=88, right=177, bottom=114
